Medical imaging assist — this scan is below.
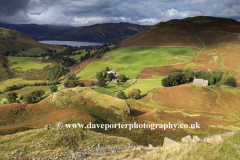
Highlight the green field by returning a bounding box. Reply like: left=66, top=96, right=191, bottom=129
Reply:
left=78, top=47, right=197, bottom=79
left=0, top=78, right=46, bottom=91
left=92, top=88, right=117, bottom=97
left=8, top=57, right=53, bottom=73
left=76, top=61, right=127, bottom=79
left=123, top=80, right=163, bottom=96
left=0, top=84, right=64, bottom=103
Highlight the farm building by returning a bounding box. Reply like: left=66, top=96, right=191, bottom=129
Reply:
left=112, top=79, right=119, bottom=84
left=193, top=77, right=208, bottom=86
left=103, top=70, right=116, bottom=77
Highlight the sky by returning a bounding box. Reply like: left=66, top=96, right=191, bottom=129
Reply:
left=0, top=0, right=240, bottom=26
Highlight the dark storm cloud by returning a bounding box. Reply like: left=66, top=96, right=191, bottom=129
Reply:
left=0, top=0, right=30, bottom=16
left=1, top=0, right=240, bottom=26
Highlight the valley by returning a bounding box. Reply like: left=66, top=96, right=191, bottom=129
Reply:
left=1, top=16, right=240, bottom=159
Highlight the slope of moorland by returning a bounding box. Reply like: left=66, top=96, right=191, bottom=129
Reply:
left=62, top=22, right=150, bottom=42
left=0, top=27, right=52, bottom=54
left=0, top=23, right=78, bottom=41
left=0, top=55, right=13, bottom=79
left=120, top=16, right=240, bottom=48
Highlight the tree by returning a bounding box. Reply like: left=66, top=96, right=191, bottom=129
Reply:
left=225, top=77, right=237, bottom=87
left=117, top=91, right=127, bottom=99
left=220, top=69, right=229, bottom=85
left=23, top=94, right=34, bottom=104
left=90, top=81, right=95, bottom=86
left=50, top=85, right=58, bottom=93
left=39, top=90, right=45, bottom=97
left=128, top=89, right=141, bottom=99
left=117, top=74, right=127, bottom=82
left=97, top=74, right=106, bottom=87
left=106, top=67, right=110, bottom=71
left=210, top=74, right=215, bottom=86
left=108, top=73, right=115, bottom=81
left=79, top=82, right=85, bottom=87
left=30, top=90, right=41, bottom=102
left=69, top=80, right=77, bottom=87
left=162, top=78, right=170, bottom=87
left=6, top=92, right=18, bottom=103
left=64, top=81, right=69, bottom=87
left=96, top=54, right=101, bottom=59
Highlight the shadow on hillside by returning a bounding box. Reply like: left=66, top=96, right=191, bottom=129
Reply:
left=131, top=109, right=147, bottom=116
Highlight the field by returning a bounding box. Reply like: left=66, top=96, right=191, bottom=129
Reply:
left=77, top=46, right=198, bottom=79
left=123, top=80, right=163, bottom=96
left=76, top=61, right=126, bottom=79
left=8, top=57, right=54, bottom=73
left=0, top=78, right=46, bottom=91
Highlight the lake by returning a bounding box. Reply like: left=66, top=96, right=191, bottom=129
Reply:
left=38, top=40, right=106, bottom=47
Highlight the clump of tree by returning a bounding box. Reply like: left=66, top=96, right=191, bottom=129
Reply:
left=64, top=73, right=78, bottom=88
left=6, top=92, right=18, bottom=103
left=162, top=70, right=189, bottom=87
left=117, top=74, right=127, bottom=82
left=164, top=69, right=237, bottom=87
left=50, top=85, right=58, bottom=93
left=22, top=90, right=45, bottom=104
left=79, top=82, right=85, bottom=87
left=117, top=91, right=127, bottom=99
left=97, top=73, right=106, bottom=87
left=128, top=89, right=141, bottom=99
left=3, top=82, right=60, bottom=92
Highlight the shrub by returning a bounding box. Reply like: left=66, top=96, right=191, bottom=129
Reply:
left=97, top=74, right=106, bottom=87
left=128, top=89, right=141, bottom=99
left=225, top=77, right=237, bottom=87
left=210, top=74, right=215, bottom=86
left=96, top=54, right=101, bottom=59
left=23, top=95, right=34, bottom=103
left=69, top=80, right=77, bottom=87
left=6, top=92, right=18, bottom=103
left=117, top=91, right=127, bottom=99
left=117, top=74, right=127, bottom=82
left=79, top=82, right=85, bottom=87
left=50, top=85, right=58, bottom=93
left=90, top=81, right=95, bottom=86
left=162, top=78, right=170, bottom=87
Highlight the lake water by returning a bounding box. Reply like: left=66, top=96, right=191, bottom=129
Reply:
left=38, top=40, right=106, bottom=47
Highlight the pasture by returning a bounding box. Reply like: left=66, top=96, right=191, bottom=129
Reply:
left=76, top=61, right=127, bottom=79
left=8, top=57, right=54, bottom=73
left=123, top=80, right=163, bottom=96
left=0, top=78, right=46, bottom=91
left=78, top=46, right=197, bottom=79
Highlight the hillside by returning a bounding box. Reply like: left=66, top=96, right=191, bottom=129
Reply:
left=0, top=23, right=78, bottom=41
left=0, top=27, right=54, bottom=55
left=120, top=16, right=240, bottom=48
left=62, top=22, right=150, bottom=42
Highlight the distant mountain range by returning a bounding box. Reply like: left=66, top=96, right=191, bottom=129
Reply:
left=0, top=22, right=150, bottom=42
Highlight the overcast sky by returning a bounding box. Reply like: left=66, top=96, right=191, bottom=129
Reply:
left=0, top=0, right=240, bottom=26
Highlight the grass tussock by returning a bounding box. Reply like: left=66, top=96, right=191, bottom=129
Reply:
left=144, top=132, right=240, bottom=160
left=0, top=127, right=135, bottom=158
